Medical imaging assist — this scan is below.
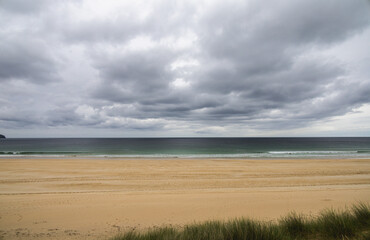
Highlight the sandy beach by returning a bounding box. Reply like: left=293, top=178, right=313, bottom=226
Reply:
left=0, top=158, right=369, bottom=239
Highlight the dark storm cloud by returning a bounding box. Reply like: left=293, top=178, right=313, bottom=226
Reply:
left=91, top=47, right=178, bottom=112
left=195, top=0, right=370, bottom=89
left=192, top=0, right=370, bottom=125
left=0, top=36, right=59, bottom=83
left=88, top=0, right=370, bottom=129
left=1, top=0, right=370, bottom=136
left=199, top=0, right=370, bottom=62
left=95, top=48, right=176, bottom=92
left=0, top=0, right=61, bottom=84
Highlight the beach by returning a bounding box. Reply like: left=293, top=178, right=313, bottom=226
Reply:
left=0, top=158, right=369, bottom=239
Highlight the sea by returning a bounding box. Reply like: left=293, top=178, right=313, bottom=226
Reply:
left=0, top=137, right=370, bottom=159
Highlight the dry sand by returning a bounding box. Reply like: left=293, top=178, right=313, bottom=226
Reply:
left=0, top=158, right=369, bottom=239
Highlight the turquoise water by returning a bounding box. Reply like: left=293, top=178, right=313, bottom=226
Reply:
left=0, top=138, right=369, bottom=158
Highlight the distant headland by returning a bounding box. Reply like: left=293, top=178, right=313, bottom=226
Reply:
left=0, top=134, right=6, bottom=139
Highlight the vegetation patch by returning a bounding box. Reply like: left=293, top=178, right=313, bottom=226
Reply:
left=112, top=202, right=370, bottom=240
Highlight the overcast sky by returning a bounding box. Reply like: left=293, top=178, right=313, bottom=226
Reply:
left=1, top=0, right=370, bottom=137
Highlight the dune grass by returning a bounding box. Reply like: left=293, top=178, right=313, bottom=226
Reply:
left=111, top=202, right=370, bottom=240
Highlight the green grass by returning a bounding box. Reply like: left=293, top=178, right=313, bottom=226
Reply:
left=111, top=202, right=370, bottom=240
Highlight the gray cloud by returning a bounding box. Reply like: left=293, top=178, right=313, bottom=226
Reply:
left=0, top=0, right=51, bottom=15
left=0, top=0, right=370, bottom=137
left=59, top=1, right=196, bottom=43
left=0, top=36, right=59, bottom=83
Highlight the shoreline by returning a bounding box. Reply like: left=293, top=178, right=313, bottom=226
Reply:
left=1, top=155, right=370, bottom=160
left=0, top=158, right=369, bottom=239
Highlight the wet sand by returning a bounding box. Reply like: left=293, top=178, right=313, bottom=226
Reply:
left=0, top=158, right=369, bottom=239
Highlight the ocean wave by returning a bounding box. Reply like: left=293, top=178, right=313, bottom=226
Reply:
left=267, top=151, right=359, bottom=155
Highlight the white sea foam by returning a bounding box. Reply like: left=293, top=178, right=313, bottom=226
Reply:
left=268, top=151, right=358, bottom=154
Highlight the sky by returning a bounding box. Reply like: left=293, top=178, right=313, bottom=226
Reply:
left=0, top=0, right=370, bottom=138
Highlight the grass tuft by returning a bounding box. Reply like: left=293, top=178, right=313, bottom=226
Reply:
left=111, top=202, right=370, bottom=240
left=316, top=209, right=358, bottom=238
left=223, top=219, right=282, bottom=240
left=280, top=212, right=310, bottom=237
left=352, top=202, right=370, bottom=227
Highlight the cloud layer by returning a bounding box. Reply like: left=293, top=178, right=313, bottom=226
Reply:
left=1, top=0, right=370, bottom=137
